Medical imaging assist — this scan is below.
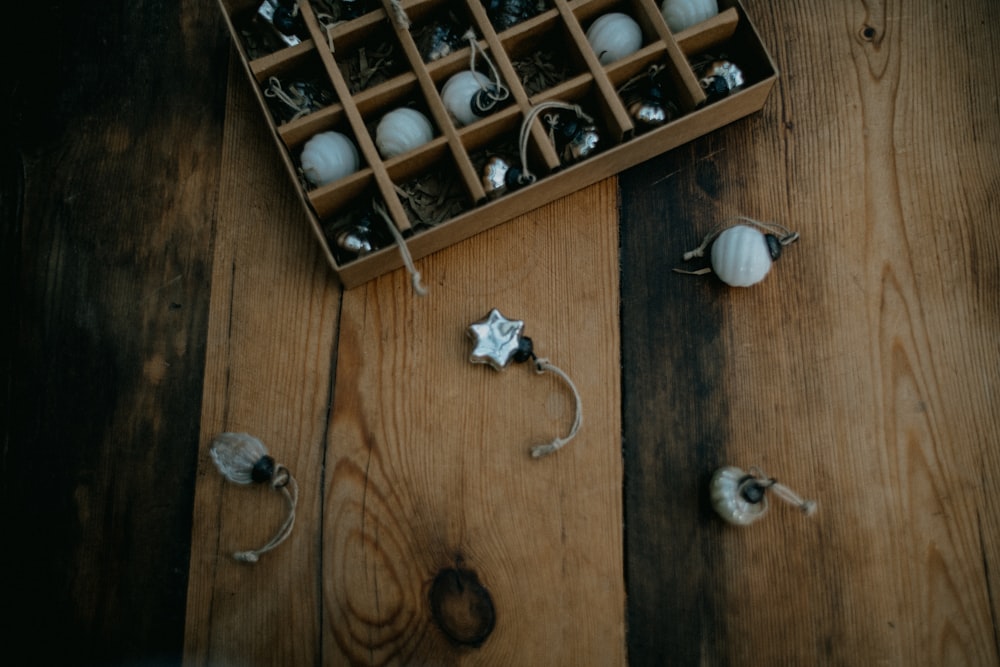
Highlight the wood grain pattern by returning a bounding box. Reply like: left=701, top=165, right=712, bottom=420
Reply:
left=183, top=54, right=341, bottom=667
left=321, top=178, right=624, bottom=664
left=5, top=0, right=1000, bottom=666
left=621, top=0, right=1000, bottom=664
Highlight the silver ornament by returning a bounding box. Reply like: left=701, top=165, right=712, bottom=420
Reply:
left=467, top=308, right=532, bottom=370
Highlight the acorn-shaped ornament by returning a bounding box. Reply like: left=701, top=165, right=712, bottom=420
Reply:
left=675, top=218, right=799, bottom=287
left=375, top=107, right=434, bottom=159
left=209, top=432, right=299, bottom=563
left=484, top=0, right=541, bottom=31
left=695, top=58, right=744, bottom=101
left=442, top=71, right=504, bottom=126
left=710, top=466, right=816, bottom=526
left=552, top=114, right=601, bottom=164
left=481, top=155, right=526, bottom=198
left=300, top=131, right=360, bottom=186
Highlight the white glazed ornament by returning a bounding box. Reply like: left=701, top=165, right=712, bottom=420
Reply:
left=660, top=0, right=719, bottom=33
left=586, top=13, right=643, bottom=65
left=710, top=224, right=777, bottom=287
left=675, top=217, right=799, bottom=287
left=300, top=131, right=360, bottom=186
left=375, top=108, right=434, bottom=158
left=442, top=71, right=495, bottom=126
left=710, top=466, right=817, bottom=526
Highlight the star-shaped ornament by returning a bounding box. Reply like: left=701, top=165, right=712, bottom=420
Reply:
left=467, top=308, right=534, bottom=370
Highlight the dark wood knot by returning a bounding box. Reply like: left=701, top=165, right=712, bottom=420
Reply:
left=428, top=567, right=496, bottom=647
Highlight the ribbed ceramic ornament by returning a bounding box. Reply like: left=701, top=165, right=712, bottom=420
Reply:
left=442, top=71, right=494, bottom=126
left=375, top=108, right=434, bottom=158
left=710, top=224, right=775, bottom=287
left=586, top=13, right=643, bottom=65
left=709, top=466, right=769, bottom=525
left=300, top=131, right=360, bottom=186
left=660, top=0, right=719, bottom=33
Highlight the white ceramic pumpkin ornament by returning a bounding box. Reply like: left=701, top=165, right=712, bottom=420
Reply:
left=710, top=466, right=816, bottom=526
left=442, top=71, right=496, bottom=126
left=675, top=217, right=799, bottom=287
left=586, top=13, right=643, bottom=65
left=660, top=0, right=719, bottom=33
left=300, top=131, right=360, bottom=187
left=375, top=108, right=434, bottom=158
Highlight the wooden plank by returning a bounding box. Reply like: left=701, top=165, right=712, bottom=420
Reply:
left=2, top=1, right=228, bottom=665
left=323, top=178, right=624, bottom=664
left=620, top=0, right=1000, bottom=664
left=183, top=53, right=342, bottom=666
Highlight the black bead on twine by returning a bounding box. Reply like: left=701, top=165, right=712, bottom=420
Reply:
left=512, top=336, right=534, bottom=363
left=765, top=233, right=783, bottom=261
left=251, top=455, right=276, bottom=483
left=738, top=475, right=767, bottom=504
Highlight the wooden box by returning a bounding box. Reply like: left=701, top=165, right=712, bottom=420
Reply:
left=218, top=0, right=777, bottom=288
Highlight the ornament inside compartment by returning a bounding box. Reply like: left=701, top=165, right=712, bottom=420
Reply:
left=393, top=156, right=472, bottom=229
left=481, top=0, right=551, bottom=32
left=259, top=57, right=338, bottom=125
left=541, top=102, right=605, bottom=166
left=409, top=6, right=469, bottom=63
left=295, top=127, right=364, bottom=190
left=690, top=51, right=745, bottom=103
left=584, top=11, right=646, bottom=65
left=321, top=199, right=396, bottom=264
left=467, top=131, right=528, bottom=200
left=236, top=0, right=309, bottom=59
left=615, top=63, right=681, bottom=133
left=660, top=0, right=719, bottom=33
left=332, top=21, right=407, bottom=94
left=365, top=98, right=438, bottom=160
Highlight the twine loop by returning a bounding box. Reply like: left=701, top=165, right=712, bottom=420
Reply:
left=264, top=77, right=310, bottom=121
left=463, top=29, right=510, bottom=110
left=373, top=199, right=428, bottom=296
left=747, top=466, right=817, bottom=516
left=516, top=102, right=593, bottom=185
left=529, top=357, right=583, bottom=459
left=681, top=215, right=799, bottom=262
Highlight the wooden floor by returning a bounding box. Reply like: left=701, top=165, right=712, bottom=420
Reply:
left=4, top=0, right=999, bottom=665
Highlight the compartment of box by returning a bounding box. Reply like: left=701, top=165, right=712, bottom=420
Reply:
left=389, top=149, right=476, bottom=228
left=480, top=0, right=556, bottom=33
left=216, top=0, right=778, bottom=288
left=404, top=0, right=479, bottom=64
left=503, top=11, right=591, bottom=98
left=433, top=41, right=516, bottom=130
left=251, top=46, right=339, bottom=125
left=231, top=0, right=313, bottom=59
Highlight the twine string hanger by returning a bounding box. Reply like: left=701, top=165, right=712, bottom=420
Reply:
left=373, top=199, right=428, bottom=296
left=516, top=101, right=594, bottom=185
left=529, top=356, right=583, bottom=458
left=681, top=215, right=800, bottom=262
left=234, top=466, right=299, bottom=563
left=462, top=28, right=510, bottom=111
left=316, top=12, right=339, bottom=52
left=616, top=63, right=665, bottom=95
left=264, top=77, right=310, bottom=121
left=747, top=466, right=817, bottom=516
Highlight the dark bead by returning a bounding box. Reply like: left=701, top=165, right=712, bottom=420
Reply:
left=765, top=233, right=783, bottom=261
left=272, top=6, right=297, bottom=34
left=471, top=87, right=503, bottom=117
left=738, top=476, right=766, bottom=504
left=252, top=455, right=276, bottom=483
left=512, top=336, right=534, bottom=363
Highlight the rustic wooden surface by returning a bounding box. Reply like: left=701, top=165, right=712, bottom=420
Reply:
left=4, top=0, right=1000, bottom=666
